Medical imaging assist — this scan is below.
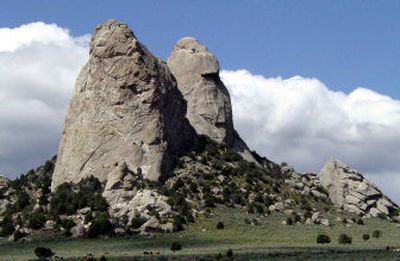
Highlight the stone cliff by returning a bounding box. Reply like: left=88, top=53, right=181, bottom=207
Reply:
left=167, top=37, right=256, bottom=162
left=52, top=20, right=196, bottom=189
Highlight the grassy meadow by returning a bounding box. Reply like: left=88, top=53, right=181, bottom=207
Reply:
left=1, top=207, right=400, bottom=260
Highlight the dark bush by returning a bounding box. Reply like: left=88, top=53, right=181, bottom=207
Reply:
left=204, top=193, right=215, bottom=208
left=363, top=233, right=370, bottom=241
left=131, top=215, right=147, bottom=229
left=255, top=204, right=264, bottom=214
left=216, top=221, right=224, bottom=230
left=338, top=233, right=352, bottom=244
left=286, top=217, right=293, bottom=225
left=357, top=219, right=364, bottom=225
left=50, top=176, right=108, bottom=216
left=170, top=241, right=182, bottom=252
left=316, top=234, right=331, bottom=244
left=59, top=218, right=76, bottom=231
left=226, top=248, right=233, bottom=258
left=29, top=208, right=46, bottom=229
left=87, top=213, right=113, bottom=238
left=34, top=247, right=54, bottom=259
left=173, top=215, right=185, bottom=232
left=0, top=215, right=15, bottom=237
left=372, top=230, right=382, bottom=238
left=15, top=190, right=31, bottom=211
left=172, top=178, right=184, bottom=190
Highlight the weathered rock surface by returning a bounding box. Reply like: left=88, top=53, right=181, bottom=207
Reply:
left=105, top=188, right=172, bottom=226
left=52, top=20, right=196, bottom=189
left=319, top=159, right=399, bottom=218
left=0, top=176, right=9, bottom=189
left=167, top=37, right=255, bottom=162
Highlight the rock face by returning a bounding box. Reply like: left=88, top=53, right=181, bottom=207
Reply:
left=52, top=20, right=196, bottom=189
left=167, top=37, right=255, bottom=162
left=319, top=160, right=399, bottom=218
left=0, top=176, right=9, bottom=189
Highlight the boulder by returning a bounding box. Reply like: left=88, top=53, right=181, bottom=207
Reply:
left=319, top=159, right=399, bottom=218
left=70, top=224, right=86, bottom=238
left=52, top=20, right=196, bottom=189
left=139, top=217, right=174, bottom=234
left=106, top=189, right=172, bottom=225
left=167, top=37, right=256, bottom=162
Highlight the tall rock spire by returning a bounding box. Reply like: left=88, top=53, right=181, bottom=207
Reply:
left=52, top=20, right=196, bottom=189
left=168, top=37, right=256, bottom=162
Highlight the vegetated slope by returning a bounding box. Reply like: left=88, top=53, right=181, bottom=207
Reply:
left=0, top=136, right=339, bottom=241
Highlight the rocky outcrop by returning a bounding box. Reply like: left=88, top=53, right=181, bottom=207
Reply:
left=319, top=160, right=399, bottom=218
left=52, top=20, right=196, bottom=189
left=283, top=169, right=328, bottom=200
left=167, top=37, right=255, bottom=162
left=0, top=176, right=9, bottom=189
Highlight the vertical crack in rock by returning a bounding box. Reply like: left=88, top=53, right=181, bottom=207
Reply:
left=52, top=20, right=197, bottom=190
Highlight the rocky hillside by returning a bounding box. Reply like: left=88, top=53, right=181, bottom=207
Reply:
left=0, top=20, right=398, bottom=242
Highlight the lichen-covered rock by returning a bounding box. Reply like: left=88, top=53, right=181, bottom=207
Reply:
left=319, top=159, right=399, bottom=218
left=167, top=37, right=256, bottom=162
left=52, top=20, right=196, bottom=189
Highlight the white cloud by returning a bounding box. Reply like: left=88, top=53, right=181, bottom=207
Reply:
left=0, top=22, right=398, bottom=203
left=0, top=22, right=89, bottom=177
left=221, top=69, right=400, bottom=202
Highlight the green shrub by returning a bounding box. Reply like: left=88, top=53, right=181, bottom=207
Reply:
left=28, top=208, right=46, bottom=229
left=34, top=247, right=54, bottom=259
left=286, top=217, right=293, bottom=225
left=338, top=233, right=352, bottom=244
left=50, top=176, right=108, bottom=216
left=87, top=213, right=113, bottom=238
left=316, top=234, right=331, bottom=244
left=204, top=193, right=215, bottom=208
left=131, top=215, right=147, bottom=229
left=226, top=248, right=233, bottom=258
left=363, top=233, right=370, bottom=241
left=255, top=204, right=264, bottom=214
left=216, top=221, right=224, bottom=230
left=172, top=178, right=184, bottom=190
left=372, top=230, right=382, bottom=238
left=293, top=213, right=301, bottom=223
left=357, top=219, right=364, bottom=225
left=15, top=190, right=31, bottom=211
left=170, top=241, right=182, bottom=252
left=60, top=218, right=76, bottom=230
left=173, top=215, right=185, bottom=232
left=0, top=215, right=15, bottom=237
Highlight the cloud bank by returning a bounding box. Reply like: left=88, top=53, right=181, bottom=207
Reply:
left=0, top=22, right=398, bottom=202
left=0, top=22, right=89, bottom=176
left=221, top=70, right=400, bottom=202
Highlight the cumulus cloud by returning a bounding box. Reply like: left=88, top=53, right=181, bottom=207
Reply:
left=0, top=22, right=89, bottom=177
left=221, top=69, right=400, bottom=202
left=1, top=22, right=398, bottom=203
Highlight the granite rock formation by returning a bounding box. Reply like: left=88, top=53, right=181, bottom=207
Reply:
left=167, top=37, right=256, bottom=162
left=0, top=176, right=9, bottom=189
left=52, top=20, right=196, bottom=189
left=319, top=159, right=399, bottom=218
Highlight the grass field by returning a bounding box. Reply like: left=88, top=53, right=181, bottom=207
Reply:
left=1, top=207, right=400, bottom=260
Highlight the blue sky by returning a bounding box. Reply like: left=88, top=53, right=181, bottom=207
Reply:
left=1, top=0, right=400, bottom=98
